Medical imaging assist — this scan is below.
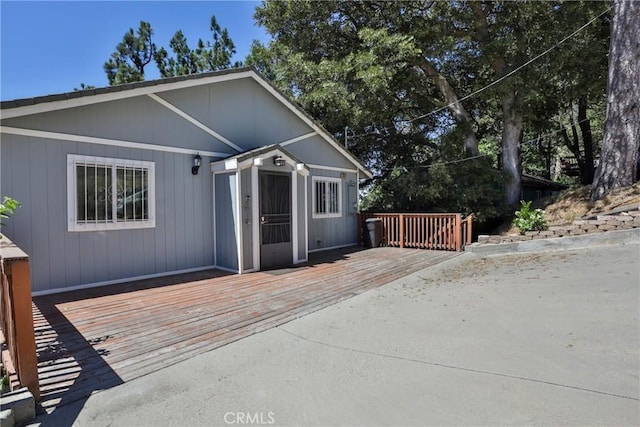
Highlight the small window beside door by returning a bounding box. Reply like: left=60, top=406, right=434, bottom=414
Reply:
left=312, top=176, right=342, bottom=218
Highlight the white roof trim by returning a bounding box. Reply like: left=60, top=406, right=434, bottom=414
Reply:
left=247, top=74, right=373, bottom=179
left=278, top=131, right=318, bottom=147
left=307, top=164, right=358, bottom=174
left=1, top=70, right=256, bottom=120
left=147, top=93, right=242, bottom=153
left=0, top=126, right=231, bottom=158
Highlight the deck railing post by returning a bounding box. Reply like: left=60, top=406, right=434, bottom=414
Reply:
left=455, top=214, right=462, bottom=251
left=0, top=237, right=40, bottom=400
left=399, top=214, right=405, bottom=248
left=7, top=260, right=39, bottom=399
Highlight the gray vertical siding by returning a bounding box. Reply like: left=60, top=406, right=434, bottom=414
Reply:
left=308, top=169, right=359, bottom=252
left=1, top=73, right=369, bottom=291
left=161, top=79, right=312, bottom=149
left=2, top=96, right=235, bottom=156
left=214, top=172, right=238, bottom=271
left=286, top=135, right=356, bottom=170
left=0, top=134, right=215, bottom=293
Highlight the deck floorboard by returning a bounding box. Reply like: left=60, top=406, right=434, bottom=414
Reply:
left=32, top=246, right=459, bottom=412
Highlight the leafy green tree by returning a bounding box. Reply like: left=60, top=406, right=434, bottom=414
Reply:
left=591, top=0, right=640, bottom=200
left=155, top=16, right=239, bottom=78
left=252, top=0, right=610, bottom=214
left=104, top=21, right=157, bottom=85
left=197, top=16, right=240, bottom=71
left=155, top=30, right=199, bottom=77
left=360, top=130, right=506, bottom=224
left=519, top=4, right=610, bottom=185
left=73, top=83, right=96, bottom=91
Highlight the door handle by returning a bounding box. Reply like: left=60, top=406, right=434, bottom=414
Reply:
left=260, top=216, right=266, bottom=225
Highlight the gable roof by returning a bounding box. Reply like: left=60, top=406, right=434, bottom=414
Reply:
left=1, top=67, right=372, bottom=178
left=1, top=67, right=249, bottom=111
left=223, top=143, right=306, bottom=166
left=521, top=173, right=568, bottom=191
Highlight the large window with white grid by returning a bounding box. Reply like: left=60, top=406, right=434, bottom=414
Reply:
left=67, top=154, right=155, bottom=231
left=312, top=176, right=342, bottom=218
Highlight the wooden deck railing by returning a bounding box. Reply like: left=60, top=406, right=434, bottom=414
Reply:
left=358, top=213, right=474, bottom=251
left=461, top=214, right=473, bottom=247
left=1, top=234, right=39, bottom=399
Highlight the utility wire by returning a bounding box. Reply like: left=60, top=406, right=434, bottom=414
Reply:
left=389, top=116, right=592, bottom=171
left=346, top=7, right=611, bottom=141
left=519, top=117, right=592, bottom=147
left=410, top=154, right=488, bottom=169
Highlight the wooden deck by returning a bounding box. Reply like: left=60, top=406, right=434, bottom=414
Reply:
left=32, top=247, right=460, bottom=412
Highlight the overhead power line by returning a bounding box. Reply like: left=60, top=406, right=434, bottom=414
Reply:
left=519, top=117, right=592, bottom=147
left=411, top=154, right=488, bottom=169
left=393, top=116, right=593, bottom=172
left=347, top=7, right=611, bottom=141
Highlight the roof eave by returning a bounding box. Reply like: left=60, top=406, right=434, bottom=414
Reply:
left=0, top=68, right=256, bottom=119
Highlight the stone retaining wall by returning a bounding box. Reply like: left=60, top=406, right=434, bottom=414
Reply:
left=477, top=210, right=640, bottom=245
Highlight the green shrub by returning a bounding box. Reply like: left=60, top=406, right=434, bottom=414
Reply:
left=1, top=196, right=20, bottom=225
left=1, top=363, right=9, bottom=394
left=0, top=197, right=20, bottom=238
left=513, top=200, right=547, bottom=234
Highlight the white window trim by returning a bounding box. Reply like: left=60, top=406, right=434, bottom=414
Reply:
left=312, top=176, right=342, bottom=219
left=67, top=154, right=156, bottom=232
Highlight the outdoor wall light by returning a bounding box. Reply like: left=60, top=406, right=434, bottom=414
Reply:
left=192, top=153, right=202, bottom=175
left=273, top=155, right=286, bottom=167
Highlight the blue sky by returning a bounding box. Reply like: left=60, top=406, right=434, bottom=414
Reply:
left=0, top=1, right=269, bottom=100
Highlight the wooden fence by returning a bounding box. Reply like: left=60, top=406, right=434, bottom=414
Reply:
left=358, top=213, right=473, bottom=251
left=1, top=234, right=39, bottom=399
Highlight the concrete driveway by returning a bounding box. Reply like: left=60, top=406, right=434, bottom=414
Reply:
left=34, top=242, right=639, bottom=426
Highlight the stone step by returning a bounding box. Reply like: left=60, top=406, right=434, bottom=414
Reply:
left=581, top=203, right=640, bottom=220
left=596, top=214, right=634, bottom=223
left=476, top=208, right=640, bottom=246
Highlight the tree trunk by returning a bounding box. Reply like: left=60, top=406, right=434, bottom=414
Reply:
left=468, top=5, right=524, bottom=205
left=591, top=0, right=640, bottom=200
left=577, top=97, right=595, bottom=184
left=560, top=120, right=586, bottom=182
left=501, top=90, right=523, bottom=205
left=420, top=60, right=480, bottom=155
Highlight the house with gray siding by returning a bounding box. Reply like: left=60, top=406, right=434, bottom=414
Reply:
left=0, top=68, right=372, bottom=295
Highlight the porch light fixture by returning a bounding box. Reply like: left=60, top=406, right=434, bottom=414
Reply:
left=273, top=155, right=286, bottom=167
left=192, top=153, right=202, bottom=175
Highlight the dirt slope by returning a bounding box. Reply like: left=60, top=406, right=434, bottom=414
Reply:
left=498, top=183, right=640, bottom=234
left=540, top=182, right=640, bottom=225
